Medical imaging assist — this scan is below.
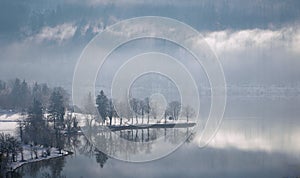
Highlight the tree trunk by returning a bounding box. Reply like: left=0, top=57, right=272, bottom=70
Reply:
left=53, top=118, right=56, bottom=130
left=34, top=149, right=38, bottom=159
left=147, top=114, right=150, bottom=124
left=12, top=153, right=15, bottom=162
left=19, top=126, right=23, bottom=142
left=21, top=149, right=24, bottom=161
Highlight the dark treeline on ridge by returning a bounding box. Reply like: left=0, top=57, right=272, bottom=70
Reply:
left=0, top=78, right=69, bottom=112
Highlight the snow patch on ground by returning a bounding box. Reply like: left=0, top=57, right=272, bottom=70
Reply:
left=0, top=113, right=24, bottom=136
left=0, top=113, right=24, bottom=122
left=74, top=113, right=191, bottom=127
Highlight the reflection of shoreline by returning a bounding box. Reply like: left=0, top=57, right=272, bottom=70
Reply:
left=81, top=122, right=194, bottom=162
left=108, top=122, right=196, bottom=131
left=14, top=135, right=300, bottom=178
left=7, top=148, right=72, bottom=173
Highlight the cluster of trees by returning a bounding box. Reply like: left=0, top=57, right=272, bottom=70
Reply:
left=21, top=87, right=78, bottom=157
left=89, top=90, right=196, bottom=126
left=0, top=78, right=68, bottom=112
left=0, top=79, right=79, bottom=174
left=0, top=133, right=21, bottom=173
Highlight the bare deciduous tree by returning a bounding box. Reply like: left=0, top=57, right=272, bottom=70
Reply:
left=181, top=105, right=196, bottom=122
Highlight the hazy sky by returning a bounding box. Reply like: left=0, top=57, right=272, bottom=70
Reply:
left=0, top=0, right=300, bottom=90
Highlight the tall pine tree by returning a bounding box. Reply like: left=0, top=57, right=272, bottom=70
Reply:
left=96, top=90, right=108, bottom=124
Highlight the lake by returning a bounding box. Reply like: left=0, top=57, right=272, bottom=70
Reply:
left=8, top=97, right=300, bottom=177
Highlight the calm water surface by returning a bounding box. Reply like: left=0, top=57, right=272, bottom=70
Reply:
left=13, top=97, right=300, bottom=178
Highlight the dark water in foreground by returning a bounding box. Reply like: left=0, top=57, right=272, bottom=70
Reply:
left=13, top=97, right=300, bottom=178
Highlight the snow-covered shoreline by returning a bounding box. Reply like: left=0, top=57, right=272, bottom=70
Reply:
left=0, top=111, right=73, bottom=173
left=6, top=145, right=72, bottom=173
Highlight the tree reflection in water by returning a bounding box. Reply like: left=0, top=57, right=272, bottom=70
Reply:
left=82, top=120, right=195, bottom=161
left=12, top=127, right=194, bottom=177
left=12, top=156, right=66, bottom=178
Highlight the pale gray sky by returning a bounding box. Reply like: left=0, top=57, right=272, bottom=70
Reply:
left=0, top=0, right=300, bottom=90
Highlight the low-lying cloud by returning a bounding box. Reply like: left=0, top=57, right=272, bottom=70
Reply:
left=27, top=23, right=77, bottom=44
left=204, top=26, right=300, bottom=55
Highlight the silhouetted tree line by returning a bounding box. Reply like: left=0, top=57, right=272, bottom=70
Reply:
left=0, top=78, right=69, bottom=112
left=92, top=90, right=196, bottom=126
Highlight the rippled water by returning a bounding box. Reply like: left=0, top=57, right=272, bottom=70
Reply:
left=12, top=97, right=300, bottom=178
